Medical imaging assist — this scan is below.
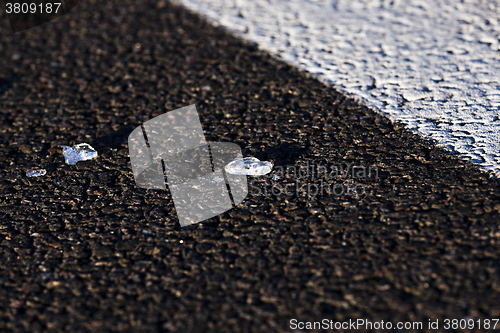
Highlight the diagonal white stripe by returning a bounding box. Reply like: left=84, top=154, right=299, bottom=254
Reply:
left=175, top=0, right=500, bottom=175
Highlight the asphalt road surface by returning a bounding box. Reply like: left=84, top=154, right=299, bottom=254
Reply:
left=1, top=0, right=500, bottom=332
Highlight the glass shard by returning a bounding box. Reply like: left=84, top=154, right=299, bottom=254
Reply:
left=225, top=157, right=273, bottom=176
left=63, top=143, right=98, bottom=165
left=26, top=169, right=47, bottom=177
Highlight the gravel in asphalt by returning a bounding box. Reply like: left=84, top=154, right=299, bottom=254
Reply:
left=1, top=1, right=500, bottom=332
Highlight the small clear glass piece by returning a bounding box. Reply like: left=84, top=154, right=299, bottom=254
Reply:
left=225, top=157, right=273, bottom=176
left=63, top=143, right=98, bottom=165
left=26, top=169, right=46, bottom=177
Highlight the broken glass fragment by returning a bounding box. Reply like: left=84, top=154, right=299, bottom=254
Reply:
left=26, top=169, right=46, bottom=177
left=225, top=157, right=273, bottom=176
left=63, top=143, right=98, bottom=165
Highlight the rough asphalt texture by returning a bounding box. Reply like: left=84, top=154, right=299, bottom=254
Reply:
left=177, top=0, right=500, bottom=177
left=1, top=0, right=500, bottom=332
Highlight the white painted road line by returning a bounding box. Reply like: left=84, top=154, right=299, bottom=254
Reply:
left=175, top=0, right=500, bottom=175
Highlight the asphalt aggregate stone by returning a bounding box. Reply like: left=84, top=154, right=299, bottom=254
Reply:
left=1, top=0, right=500, bottom=332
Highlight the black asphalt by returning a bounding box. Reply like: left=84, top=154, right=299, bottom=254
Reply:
left=1, top=0, right=500, bottom=332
